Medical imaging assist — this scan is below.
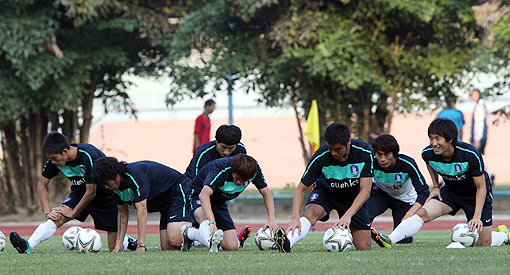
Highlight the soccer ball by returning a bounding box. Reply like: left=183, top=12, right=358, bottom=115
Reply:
left=450, top=222, right=479, bottom=247
left=76, top=228, right=102, bottom=253
left=254, top=227, right=276, bottom=250
left=62, top=226, right=83, bottom=250
left=323, top=226, right=353, bottom=252
left=0, top=230, right=5, bottom=252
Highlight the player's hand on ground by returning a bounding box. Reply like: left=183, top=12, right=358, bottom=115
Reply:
left=468, top=218, right=482, bottom=233
left=135, top=246, right=146, bottom=252
left=286, top=218, right=302, bottom=235
left=209, top=223, right=218, bottom=235
left=426, top=188, right=441, bottom=203
left=334, top=215, right=351, bottom=231
left=111, top=245, right=123, bottom=253
left=264, top=221, right=278, bottom=236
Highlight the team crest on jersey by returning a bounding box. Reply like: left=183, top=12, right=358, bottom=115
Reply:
left=310, top=193, right=319, bottom=201
left=80, top=166, right=86, bottom=175
left=454, top=164, right=462, bottom=174
left=394, top=174, right=403, bottom=183
left=350, top=165, right=359, bottom=176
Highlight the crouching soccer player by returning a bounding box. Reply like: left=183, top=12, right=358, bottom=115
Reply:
left=10, top=132, right=136, bottom=253
left=367, top=134, right=429, bottom=244
left=181, top=154, right=277, bottom=252
left=275, top=122, right=374, bottom=252
left=92, top=157, right=194, bottom=251
left=372, top=118, right=510, bottom=247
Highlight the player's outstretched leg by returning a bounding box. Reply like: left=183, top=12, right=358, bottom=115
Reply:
left=181, top=224, right=193, bottom=251
left=209, top=229, right=223, bottom=253
left=274, top=227, right=291, bottom=253
left=497, top=225, right=510, bottom=245
left=370, top=228, right=393, bottom=248
left=10, top=232, right=32, bottom=254
left=237, top=225, right=250, bottom=248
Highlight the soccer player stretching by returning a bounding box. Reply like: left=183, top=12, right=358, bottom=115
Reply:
left=372, top=118, right=509, bottom=247
left=275, top=122, right=374, bottom=252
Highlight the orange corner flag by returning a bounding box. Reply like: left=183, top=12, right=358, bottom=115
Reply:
left=304, top=100, right=320, bottom=153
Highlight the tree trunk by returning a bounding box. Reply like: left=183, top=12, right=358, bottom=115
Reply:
left=291, top=99, right=311, bottom=165
left=386, top=87, right=397, bottom=134
left=62, top=109, right=78, bottom=142
left=2, top=123, right=25, bottom=208
left=80, top=88, right=95, bottom=143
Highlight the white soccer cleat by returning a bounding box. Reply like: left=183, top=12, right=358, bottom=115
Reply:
left=209, top=230, right=223, bottom=253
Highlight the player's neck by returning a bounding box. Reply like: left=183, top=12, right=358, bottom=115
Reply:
left=441, top=145, right=455, bottom=161
left=67, top=145, right=78, bottom=162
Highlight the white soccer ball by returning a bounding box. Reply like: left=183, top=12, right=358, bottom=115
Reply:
left=450, top=222, right=479, bottom=247
left=0, top=230, right=5, bottom=252
left=254, top=227, right=276, bottom=250
left=76, top=228, right=102, bottom=253
left=323, top=227, right=353, bottom=252
left=62, top=226, right=83, bottom=250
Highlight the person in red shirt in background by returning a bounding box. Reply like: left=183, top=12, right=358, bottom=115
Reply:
left=194, top=99, right=216, bottom=152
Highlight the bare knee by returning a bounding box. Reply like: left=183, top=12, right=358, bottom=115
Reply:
left=416, top=209, right=430, bottom=223
left=166, top=235, right=182, bottom=250
left=221, top=242, right=238, bottom=251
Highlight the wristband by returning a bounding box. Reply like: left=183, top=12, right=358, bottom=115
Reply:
left=209, top=221, right=216, bottom=225
left=406, top=212, right=413, bottom=217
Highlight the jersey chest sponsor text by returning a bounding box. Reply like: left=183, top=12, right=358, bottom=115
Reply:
left=328, top=178, right=360, bottom=189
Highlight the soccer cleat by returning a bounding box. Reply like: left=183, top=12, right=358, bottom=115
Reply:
left=209, top=230, right=223, bottom=253
left=127, top=235, right=138, bottom=251
left=497, top=225, right=510, bottom=245
left=274, top=227, right=291, bottom=253
left=237, top=225, right=251, bottom=248
left=10, top=232, right=32, bottom=254
left=181, top=224, right=193, bottom=251
left=371, top=228, right=393, bottom=248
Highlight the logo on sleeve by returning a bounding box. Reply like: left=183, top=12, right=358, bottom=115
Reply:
left=454, top=164, right=462, bottom=174
left=350, top=165, right=359, bottom=176
left=310, top=193, right=319, bottom=201
left=80, top=166, right=86, bottom=175
left=394, top=174, right=403, bottom=183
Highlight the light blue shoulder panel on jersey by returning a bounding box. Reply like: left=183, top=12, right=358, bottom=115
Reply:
left=374, top=170, right=409, bottom=185
left=195, top=145, right=216, bottom=176
left=114, top=188, right=135, bottom=202
left=322, top=163, right=366, bottom=180
left=428, top=161, right=469, bottom=176
left=218, top=181, right=248, bottom=194
left=57, top=165, right=85, bottom=178
left=456, top=146, right=483, bottom=173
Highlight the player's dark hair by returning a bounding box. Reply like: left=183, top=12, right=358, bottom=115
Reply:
left=324, top=122, right=350, bottom=145
left=230, top=154, right=258, bottom=181
left=428, top=118, right=458, bottom=146
left=92, top=157, right=128, bottom=185
left=205, top=99, right=216, bottom=107
left=372, top=134, right=399, bottom=157
left=41, top=132, right=71, bottom=154
left=215, top=124, right=242, bottom=145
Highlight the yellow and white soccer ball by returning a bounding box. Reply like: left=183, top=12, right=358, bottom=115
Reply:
left=254, top=227, right=276, bottom=250
left=450, top=222, right=478, bottom=247
left=62, top=226, right=83, bottom=250
left=323, top=226, right=353, bottom=252
left=76, top=228, right=102, bottom=253
left=0, top=230, right=6, bottom=252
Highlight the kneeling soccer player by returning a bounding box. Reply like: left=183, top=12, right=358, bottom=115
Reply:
left=372, top=118, right=510, bottom=248
left=275, top=122, right=374, bottom=252
left=92, top=157, right=194, bottom=251
left=181, top=154, right=277, bottom=252
left=367, top=134, right=429, bottom=244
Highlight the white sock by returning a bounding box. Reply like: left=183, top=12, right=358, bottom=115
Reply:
left=389, top=215, right=424, bottom=243
left=193, top=220, right=211, bottom=247
left=27, top=220, right=58, bottom=248
left=287, top=217, right=312, bottom=247
left=122, top=234, right=134, bottom=250
left=491, top=231, right=508, bottom=246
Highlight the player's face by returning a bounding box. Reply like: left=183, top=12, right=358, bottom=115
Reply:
left=46, top=149, right=69, bottom=167
left=429, top=133, right=453, bottom=156
left=326, top=140, right=350, bottom=162
left=232, top=173, right=248, bottom=186
left=216, top=143, right=237, bottom=158
left=375, top=151, right=396, bottom=169
left=104, top=174, right=122, bottom=191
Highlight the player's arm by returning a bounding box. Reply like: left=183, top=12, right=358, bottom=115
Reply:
left=134, top=199, right=148, bottom=252
left=258, top=187, right=277, bottom=233
left=286, top=182, right=309, bottom=234
left=113, top=204, right=129, bottom=252
left=426, top=164, right=442, bottom=202
left=405, top=160, right=429, bottom=218
left=36, top=175, right=64, bottom=222
left=198, top=186, right=217, bottom=233
left=335, top=177, right=371, bottom=230
left=61, top=183, right=97, bottom=218
left=470, top=175, right=486, bottom=232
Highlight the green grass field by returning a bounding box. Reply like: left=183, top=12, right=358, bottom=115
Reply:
left=0, top=231, right=508, bottom=275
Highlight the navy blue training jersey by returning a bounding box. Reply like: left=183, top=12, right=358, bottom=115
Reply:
left=42, top=144, right=107, bottom=193
left=185, top=141, right=247, bottom=180
left=190, top=157, right=267, bottom=203
left=422, top=141, right=488, bottom=195
left=373, top=152, right=429, bottom=205
left=113, top=161, right=188, bottom=208
left=301, top=139, right=374, bottom=198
